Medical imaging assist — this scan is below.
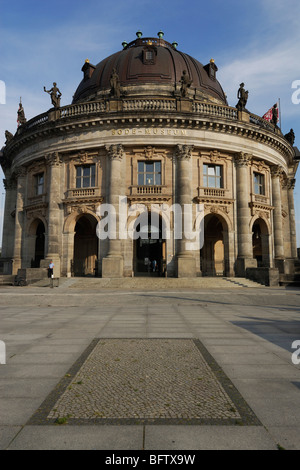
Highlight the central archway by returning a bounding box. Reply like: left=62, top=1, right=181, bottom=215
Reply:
left=73, top=214, right=98, bottom=276
left=133, top=212, right=166, bottom=276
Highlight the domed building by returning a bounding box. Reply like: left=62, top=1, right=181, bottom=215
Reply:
left=0, top=32, right=298, bottom=285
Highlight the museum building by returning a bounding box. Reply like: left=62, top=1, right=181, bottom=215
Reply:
left=0, top=31, right=298, bottom=283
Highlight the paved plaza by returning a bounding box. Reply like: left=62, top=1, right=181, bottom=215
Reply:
left=0, top=278, right=300, bottom=450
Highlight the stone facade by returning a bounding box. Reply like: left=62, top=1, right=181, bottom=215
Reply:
left=0, top=34, right=298, bottom=280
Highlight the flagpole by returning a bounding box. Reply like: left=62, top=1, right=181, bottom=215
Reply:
left=278, top=98, right=281, bottom=129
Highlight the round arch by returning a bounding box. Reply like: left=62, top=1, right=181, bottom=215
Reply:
left=63, top=209, right=100, bottom=234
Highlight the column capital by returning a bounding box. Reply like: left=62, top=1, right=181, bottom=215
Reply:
left=46, top=151, right=62, bottom=167
left=287, top=177, right=296, bottom=190
left=14, top=166, right=27, bottom=178
left=3, top=176, right=17, bottom=190
left=106, top=144, right=124, bottom=161
left=234, top=152, right=252, bottom=167
left=270, top=165, right=284, bottom=178
left=175, top=144, right=194, bottom=160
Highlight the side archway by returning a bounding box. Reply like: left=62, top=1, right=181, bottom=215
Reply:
left=251, top=216, right=271, bottom=267
left=27, top=218, right=46, bottom=268
left=201, top=212, right=230, bottom=276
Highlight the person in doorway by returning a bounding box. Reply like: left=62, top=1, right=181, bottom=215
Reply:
left=48, top=260, right=54, bottom=278
left=152, top=259, right=157, bottom=273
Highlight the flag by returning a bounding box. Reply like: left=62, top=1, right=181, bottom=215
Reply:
left=262, top=102, right=280, bottom=123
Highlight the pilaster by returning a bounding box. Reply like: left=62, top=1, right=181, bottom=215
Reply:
left=175, top=144, right=196, bottom=277
left=12, top=167, right=27, bottom=274
left=102, top=144, right=124, bottom=277
left=234, top=152, right=256, bottom=276
left=44, top=152, right=62, bottom=276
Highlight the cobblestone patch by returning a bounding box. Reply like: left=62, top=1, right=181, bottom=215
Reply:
left=28, top=339, right=260, bottom=425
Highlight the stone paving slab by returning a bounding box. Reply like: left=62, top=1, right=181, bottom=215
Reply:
left=6, top=425, right=144, bottom=451
left=144, top=425, right=278, bottom=450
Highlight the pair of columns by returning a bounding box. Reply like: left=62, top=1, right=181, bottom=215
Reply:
left=10, top=152, right=61, bottom=275
left=101, top=143, right=198, bottom=278
left=235, top=152, right=297, bottom=275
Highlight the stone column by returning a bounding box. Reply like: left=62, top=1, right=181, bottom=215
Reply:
left=12, top=167, right=27, bottom=274
left=43, top=152, right=62, bottom=277
left=102, top=144, right=124, bottom=278
left=271, top=166, right=285, bottom=269
left=234, top=152, right=256, bottom=276
left=2, top=175, right=17, bottom=273
left=175, top=144, right=196, bottom=277
left=287, top=178, right=297, bottom=259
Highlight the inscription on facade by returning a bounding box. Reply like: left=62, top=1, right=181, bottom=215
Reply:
left=111, top=128, right=188, bottom=136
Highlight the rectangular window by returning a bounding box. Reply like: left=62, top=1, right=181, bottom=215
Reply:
left=138, top=161, right=161, bottom=186
left=203, top=164, right=223, bottom=188
left=35, top=173, right=44, bottom=195
left=254, top=172, right=265, bottom=195
left=76, top=164, right=95, bottom=188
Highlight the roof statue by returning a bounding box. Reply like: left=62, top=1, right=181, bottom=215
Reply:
left=180, top=70, right=192, bottom=97
left=5, top=130, right=13, bottom=144
left=284, top=128, right=295, bottom=146
left=17, top=99, right=26, bottom=126
left=110, top=68, right=121, bottom=99
left=271, top=103, right=279, bottom=126
left=236, top=83, right=248, bottom=111
left=44, top=82, right=62, bottom=108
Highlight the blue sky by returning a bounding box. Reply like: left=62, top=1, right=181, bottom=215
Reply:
left=0, top=0, right=300, bottom=245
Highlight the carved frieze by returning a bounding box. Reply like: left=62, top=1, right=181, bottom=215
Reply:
left=63, top=198, right=103, bottom=216
left=25, top=202, right=48, bottom=220
left=249, top=201, right=273, bottom=218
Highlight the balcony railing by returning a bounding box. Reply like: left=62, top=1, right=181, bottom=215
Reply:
left=136, top=186, right=163, bottom=194
left=66, top=188, right=99, bottom=198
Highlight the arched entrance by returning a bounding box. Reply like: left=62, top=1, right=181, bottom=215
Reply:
left=133, top=212, right=166, bottom=276
left=73, top=214, right=98, bottom=276
left=29, top=219, right=45, bottom=268
left=34, top=221, right=45, bottom=267
left=201, top=214, right=228, bottom=276
left=252, top=217, right=270, bottom=267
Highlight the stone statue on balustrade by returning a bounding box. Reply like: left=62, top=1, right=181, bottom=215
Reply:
left=17, top=100, right=26, bottom=126
left=5, top=130, right=13, bottom=144
left=180, top=70, right=192, bottom=98
left=44, top=82, right=62, bottom=108
left=236, top=83, right=248, bottom=111
left=110, top=68, right=121, bottom=99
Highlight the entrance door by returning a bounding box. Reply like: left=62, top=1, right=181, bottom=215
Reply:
left=73, top=215, right=98, bottom=276
left=134, top=213, right=166, bottom=276
left=34, top=221, right=45, bottom=267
